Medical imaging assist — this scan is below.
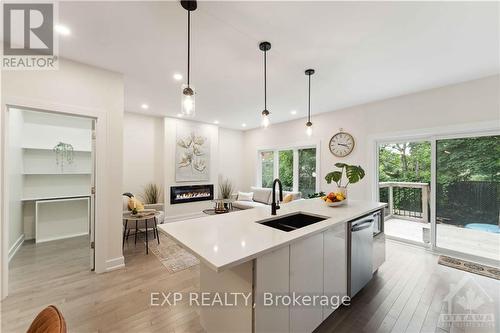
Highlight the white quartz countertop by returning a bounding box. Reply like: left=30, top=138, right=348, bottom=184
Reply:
left=158, top=199, right=386, bottom=272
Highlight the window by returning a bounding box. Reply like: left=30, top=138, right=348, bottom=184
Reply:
left=278, top=150, right=293, bottom=191
left=260, top=151, right=274, bottom=188
left=298, top=148, right=317, bottom=198
left=258, top=145, right=318, bottom=197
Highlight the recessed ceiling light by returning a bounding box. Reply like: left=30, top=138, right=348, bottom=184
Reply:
left=290, top=110, right=297, bottom=115
left=176, top=113, right=183, bottom=117
left=141, top=103, right=149, bottom=110
left=241, top=123, right=247, bottom=127
left=213, top=120, right=219, bottom=124
left=54, top=24, right=71, bottom=36
left=173, top=73, right=183, bottom=81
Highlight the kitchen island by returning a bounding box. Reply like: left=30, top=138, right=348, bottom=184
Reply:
left=158, top=199, right=386, bottom=333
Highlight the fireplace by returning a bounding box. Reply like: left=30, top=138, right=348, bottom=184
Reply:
left=170, top=184, right=214, bottom=204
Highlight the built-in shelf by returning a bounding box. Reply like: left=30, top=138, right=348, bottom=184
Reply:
left=23, top=172, right=91, bottom=175
left=22, top=146, right=91, bottom=153
left=22, top=194, right=91, bottom=202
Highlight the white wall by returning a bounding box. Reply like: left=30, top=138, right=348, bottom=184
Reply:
left=163, top=118, right=220, bottom=218
left=122, top=114, right=245, bottom=218
left=218, top=128, right=245, bottom=193
left=1, top=59, right=124, bottom=284
left=7, top=109, right=23, bottom=252
left=123, top=113, right=164, bottom=199
left=242, top=75, right=500, bottom=200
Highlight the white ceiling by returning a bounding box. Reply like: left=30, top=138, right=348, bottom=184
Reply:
left=58, top=1, right=500, bottom=129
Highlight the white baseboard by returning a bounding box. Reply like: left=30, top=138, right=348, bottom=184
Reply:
left=164, top=211, right=204, bottom=223
left=8, top=234, right=25, bottom=262
left=105, top=256, right=125, bottom=272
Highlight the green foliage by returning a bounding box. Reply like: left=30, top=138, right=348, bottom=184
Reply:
left=437, top=136, right=500, bottom=185
left=298, top=148, right=317, bottom=197
left=279, top=150, right=294, bottom=191
left=261, top=151, right=274, bottom=188
left=325, top=163, right=365, bottom=187
left=378, top=142, right=431, bottom=183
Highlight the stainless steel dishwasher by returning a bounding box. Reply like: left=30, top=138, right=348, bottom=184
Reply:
left=349, top=215, right=374, bottom=297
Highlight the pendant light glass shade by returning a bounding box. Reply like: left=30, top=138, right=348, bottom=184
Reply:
left=261, top=110, right=270, bottom=128
left=306, top=122, right=313, bottom=136
left=181, top=84, right=195, bottom=117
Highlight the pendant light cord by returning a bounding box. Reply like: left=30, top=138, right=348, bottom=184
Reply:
left=308, top=73, right=311, bottom=122
left=264, top=49, right=267, bottom=110
left=187, top=10, right=191, bottom=87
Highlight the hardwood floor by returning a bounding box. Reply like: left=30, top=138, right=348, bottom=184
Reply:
left=2, top=235, right=202, bottom=333
left=316, top=240, right=499, bottom=333
left=2, top=235, right=498, bottom=332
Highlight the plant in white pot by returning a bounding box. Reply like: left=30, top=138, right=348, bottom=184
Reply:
left=324, top=163, right=365, bottom=203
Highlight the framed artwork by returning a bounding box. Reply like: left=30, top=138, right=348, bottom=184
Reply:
left=175, top=123, right=210, bottom=182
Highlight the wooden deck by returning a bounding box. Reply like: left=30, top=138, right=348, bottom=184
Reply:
left=385, top=218, right=500, bottom=261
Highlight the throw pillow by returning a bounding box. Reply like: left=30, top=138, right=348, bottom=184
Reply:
left=283, top=194, right=294, bottom=203
left=237, top=192, right=254, bottom=202
left=128, top=197, right=145, bottom=211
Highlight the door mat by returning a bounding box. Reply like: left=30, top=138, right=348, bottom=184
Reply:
left=149, top=233, right=200, bottom=274
left=438, top=255, right=500, bottom=280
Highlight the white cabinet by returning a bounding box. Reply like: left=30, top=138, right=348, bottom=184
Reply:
left=255, top=246, right=290, bottom=333
left=289, top=233, right=324, bottom=333
left=323, top=222, right=347, bottom=319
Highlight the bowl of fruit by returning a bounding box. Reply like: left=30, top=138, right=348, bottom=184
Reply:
left=321, top=192, right=346, bottom=207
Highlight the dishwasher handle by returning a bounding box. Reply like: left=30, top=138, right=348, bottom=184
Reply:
left=351, top=219, right=374, bottom=232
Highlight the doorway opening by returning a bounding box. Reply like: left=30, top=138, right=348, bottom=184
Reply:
left=5, top=107, right=96, bottom=295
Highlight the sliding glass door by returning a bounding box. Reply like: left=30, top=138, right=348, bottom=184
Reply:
left=377, top=133, right=499, bottom=263
left=435, top=135, right=500, bottom=261
left=378, top=141, right=431, bottom=244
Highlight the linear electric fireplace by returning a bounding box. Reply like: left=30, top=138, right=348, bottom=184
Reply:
left=170, top=184, right=214, bottom=204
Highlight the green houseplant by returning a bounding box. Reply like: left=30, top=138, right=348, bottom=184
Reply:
left=325, top=163, right=365, bottom=197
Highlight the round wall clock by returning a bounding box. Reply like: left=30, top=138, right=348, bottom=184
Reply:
left=329, top=131, right=355, bottom=157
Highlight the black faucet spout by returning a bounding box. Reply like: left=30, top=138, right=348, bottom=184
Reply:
left=271, top=178, right=283, bottom=215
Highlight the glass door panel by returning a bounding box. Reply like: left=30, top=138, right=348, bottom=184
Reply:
left=260, top=151, right=274, bottom=188
left=378, top=141, right=431, bottom=244
left=278, top=150, right=293, bottom=191
left=298, top=148, right=317, bottom=198
left=436, top=135, right=500, bottom=261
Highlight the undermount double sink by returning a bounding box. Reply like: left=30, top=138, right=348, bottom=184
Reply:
left=256, top=212, right=328, bottom=232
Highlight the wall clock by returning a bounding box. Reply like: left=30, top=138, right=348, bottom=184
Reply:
left=329, top=130, right=355, bottom=157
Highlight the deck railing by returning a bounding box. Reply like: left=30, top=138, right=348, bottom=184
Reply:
left=379, top=182, right=430, bottom=223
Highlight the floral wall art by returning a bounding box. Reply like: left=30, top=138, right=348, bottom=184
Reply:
left=175, top=124, right=210, bottom=182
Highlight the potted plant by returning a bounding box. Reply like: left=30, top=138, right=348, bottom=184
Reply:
left=324, top=163, right=365, bottom=199
left=141, top=183, right=162, bottom=204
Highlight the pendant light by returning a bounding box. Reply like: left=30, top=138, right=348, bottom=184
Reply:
left=259, top=41, right=271, bottom=128
left=180, top=0, right=197, bottom=117
left=305, top=69, right=315, bottom=136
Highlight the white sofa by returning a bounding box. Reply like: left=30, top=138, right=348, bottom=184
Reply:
left=232, top=186, right=302, bottom=210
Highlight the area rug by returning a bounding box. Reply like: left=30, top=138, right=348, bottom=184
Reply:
left=148, top=233, right=200, bottom=274
left=438, top=255, right=500, bottom=280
